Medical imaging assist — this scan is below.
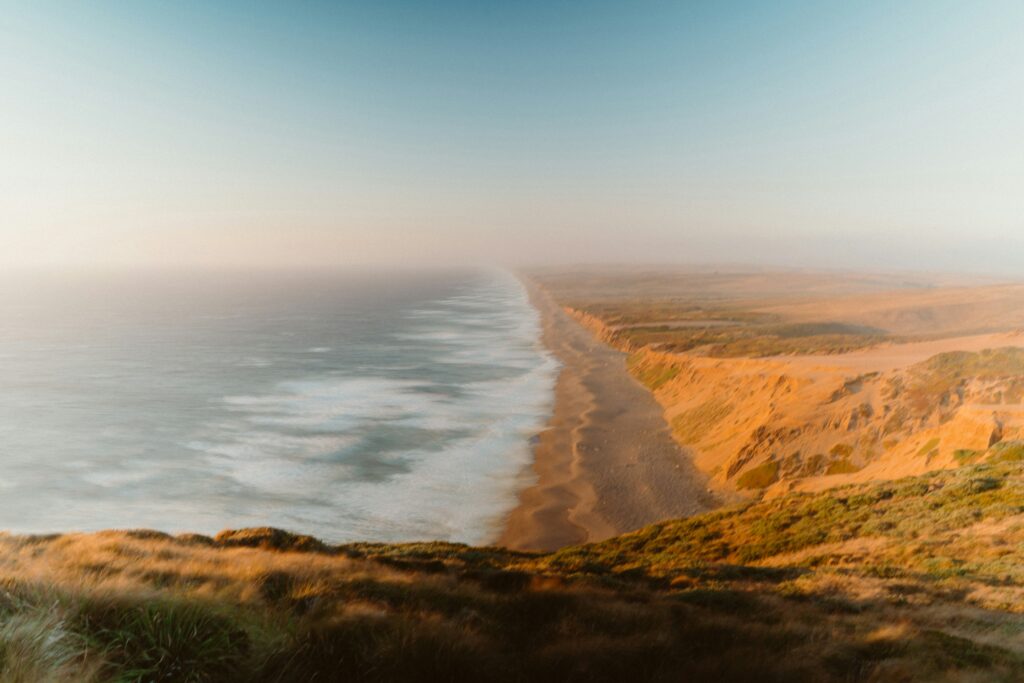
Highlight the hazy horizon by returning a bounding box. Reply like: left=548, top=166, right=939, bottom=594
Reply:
left=3, top=1, right=1022, bottom=273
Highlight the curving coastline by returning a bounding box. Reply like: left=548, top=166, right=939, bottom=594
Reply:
left=498, top=278, right=717, bottom=551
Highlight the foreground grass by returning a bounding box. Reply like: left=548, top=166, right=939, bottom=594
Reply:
left=4, top=464, right=1024, bottom=681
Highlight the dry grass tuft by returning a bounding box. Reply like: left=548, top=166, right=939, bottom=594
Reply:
left=1, top=465, right=1024, bottom=679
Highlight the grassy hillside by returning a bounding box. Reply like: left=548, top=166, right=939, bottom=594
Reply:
left=619, top=339, right=1024, bottom=497
left=2, top=463, right=1024, bottom=681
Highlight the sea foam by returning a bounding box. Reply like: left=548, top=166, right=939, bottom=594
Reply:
left=0, top=269, right=556, bottom=543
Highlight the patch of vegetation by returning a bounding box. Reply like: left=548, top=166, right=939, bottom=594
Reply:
left=829, top=443, right=853, bottom=458
left=987, top=440, right=1024, bottom=463
left=916, top=438, right=940, bottom=457
left=616, top=326, right=750, bottom=354
left=825, top=459, right=861, bottom=475
left=706, top=334, right=889, bottom=358
left=920, top=630, right=1019, bottom=669
left=736, top=461, right=780, bottom=489
left=767, top=322, right=887, bottom=338
left=954, top=449, right=983, bottom=465
left=76, top=600, right=251, bottom=681
left=671, top=400, right=734, bottom=443
left=923, top=348, right=1024, bottom=381
left=569, top=294, right=895, bottom=358
left=556, top=460, right=1024, bottom=579
left=627, top=354, right=680, bottom=390
left=565, top=300, right=763, bottom=328
left=5, top=463, right=1024, bottom=680
left=905, top=348, right=1024, bottom=413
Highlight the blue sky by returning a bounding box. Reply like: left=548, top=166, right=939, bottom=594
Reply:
left=1, top=1, right=1022, bottom=270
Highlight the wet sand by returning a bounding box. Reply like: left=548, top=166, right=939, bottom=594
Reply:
left=498, top=279, right=717, bottom=552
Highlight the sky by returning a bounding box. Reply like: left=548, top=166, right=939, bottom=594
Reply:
left=1, top=1, right=1022, bottom=271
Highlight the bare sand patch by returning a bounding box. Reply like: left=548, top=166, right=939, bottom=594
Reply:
left=497, top=280, right=716, bottom=551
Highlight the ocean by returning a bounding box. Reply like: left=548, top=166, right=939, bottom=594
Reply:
left=0, top=268, right=556, bottom=544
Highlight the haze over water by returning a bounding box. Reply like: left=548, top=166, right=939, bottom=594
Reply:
left=0, top=269, right=556, bottom=543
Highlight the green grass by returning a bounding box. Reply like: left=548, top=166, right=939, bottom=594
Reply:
left=553, top=461, right=1024, bottom=575
left=916, top=438, right=941, bottom=457
left=825, top=458, right=861, bottom=475
left=954, top=449, right=983, bottom=465
left=619, top=322, right=892, bottom=357
left=627, top=354, right=680, bottom=390
left=987, top=440, right=1024, bottom=463
left=829, top=443, right=854, bottom=458
left=923, top=348, right=1024, bottom=380
left=76, top=600, right=252, bottom=682
left=576, top=299, right=896, bottom=358
left=0, top=607, right=95, bottom=681
left=6, top=462, right=1024, bottom=680
left=904, top=348, right=1024, bottom=413
left=573, top=294, right=898, bottom=358
left=706, top=333, right=890, bottom=358
left=671, top=400, right=734, bottom=443
left=736, top=461, right=780, bottom=489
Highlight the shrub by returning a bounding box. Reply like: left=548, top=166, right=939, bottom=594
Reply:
left=916, top=438, right=940, bottom=458
left=0, top=609, right=98, bottom=681
left=256, top=614, right=504, bottom=683
left=825, top=459, right=861, bottom=476
left=987, top=441, right=1024, bottom=463
left=829, top=444, right=853, bottom=458
left=954, top=449, right=982, bottom=465
left=737, top=461, right=780, bottom=489
left=627, top=355, right=680, bottom=390
left=75, top=600, right=251, bottom=682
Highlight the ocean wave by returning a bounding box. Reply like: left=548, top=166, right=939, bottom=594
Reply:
left=0, top=269, right=556, bottom=543
left=190, top=270, right=557, bottom=543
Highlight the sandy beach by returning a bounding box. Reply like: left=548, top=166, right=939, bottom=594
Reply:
left=498, top=279, right=717, bottom=552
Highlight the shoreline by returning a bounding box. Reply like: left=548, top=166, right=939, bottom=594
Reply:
left=497, top=278, right=717, bottom=552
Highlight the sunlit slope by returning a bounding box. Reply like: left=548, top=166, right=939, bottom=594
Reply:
left=625, top=345, right=1024, bottom=495
left=535, top=268, right=1024, bottom=496
left=2, top=463, right=1024, bottom=681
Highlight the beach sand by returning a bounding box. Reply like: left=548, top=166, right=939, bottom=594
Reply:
left=498, top=279, right=717, bottom=552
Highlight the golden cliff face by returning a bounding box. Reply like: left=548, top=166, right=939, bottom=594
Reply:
left=574, top=307, right=1024, bottom=498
